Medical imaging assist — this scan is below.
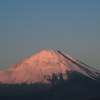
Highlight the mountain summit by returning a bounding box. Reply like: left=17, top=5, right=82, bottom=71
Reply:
left=0, top=50, right=100, bottom=84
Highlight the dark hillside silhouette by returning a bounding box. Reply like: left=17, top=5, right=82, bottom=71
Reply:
left=0, top=70, right=100, bottom=100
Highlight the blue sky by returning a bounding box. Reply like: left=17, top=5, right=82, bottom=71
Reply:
left=0, top=0, right=100, bottom=71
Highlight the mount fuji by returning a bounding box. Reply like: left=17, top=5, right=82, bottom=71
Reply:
left=0, top=50, right=100, bottom=100
left=0, top=50, right=100, bottom=84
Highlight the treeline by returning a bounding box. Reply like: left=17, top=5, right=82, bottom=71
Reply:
left=0, top=71, right=100, bottom=100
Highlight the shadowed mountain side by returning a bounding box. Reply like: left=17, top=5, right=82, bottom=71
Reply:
left=0, top=71, right=100, bottom=100
left=57, top=51, right=100, bottom=78
left=0, top=83, right=51, bottom=97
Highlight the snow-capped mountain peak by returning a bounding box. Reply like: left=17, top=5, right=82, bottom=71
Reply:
left=0, top=50, right=100, bottom=84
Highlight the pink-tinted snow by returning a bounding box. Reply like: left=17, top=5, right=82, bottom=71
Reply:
left=0, top=50, right=100, bottom=84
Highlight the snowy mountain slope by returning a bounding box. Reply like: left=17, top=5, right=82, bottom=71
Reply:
left=0, top=50, right=100, bottom=84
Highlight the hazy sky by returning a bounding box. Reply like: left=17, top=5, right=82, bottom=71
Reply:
left=0, top=0, right=100, bottom=71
